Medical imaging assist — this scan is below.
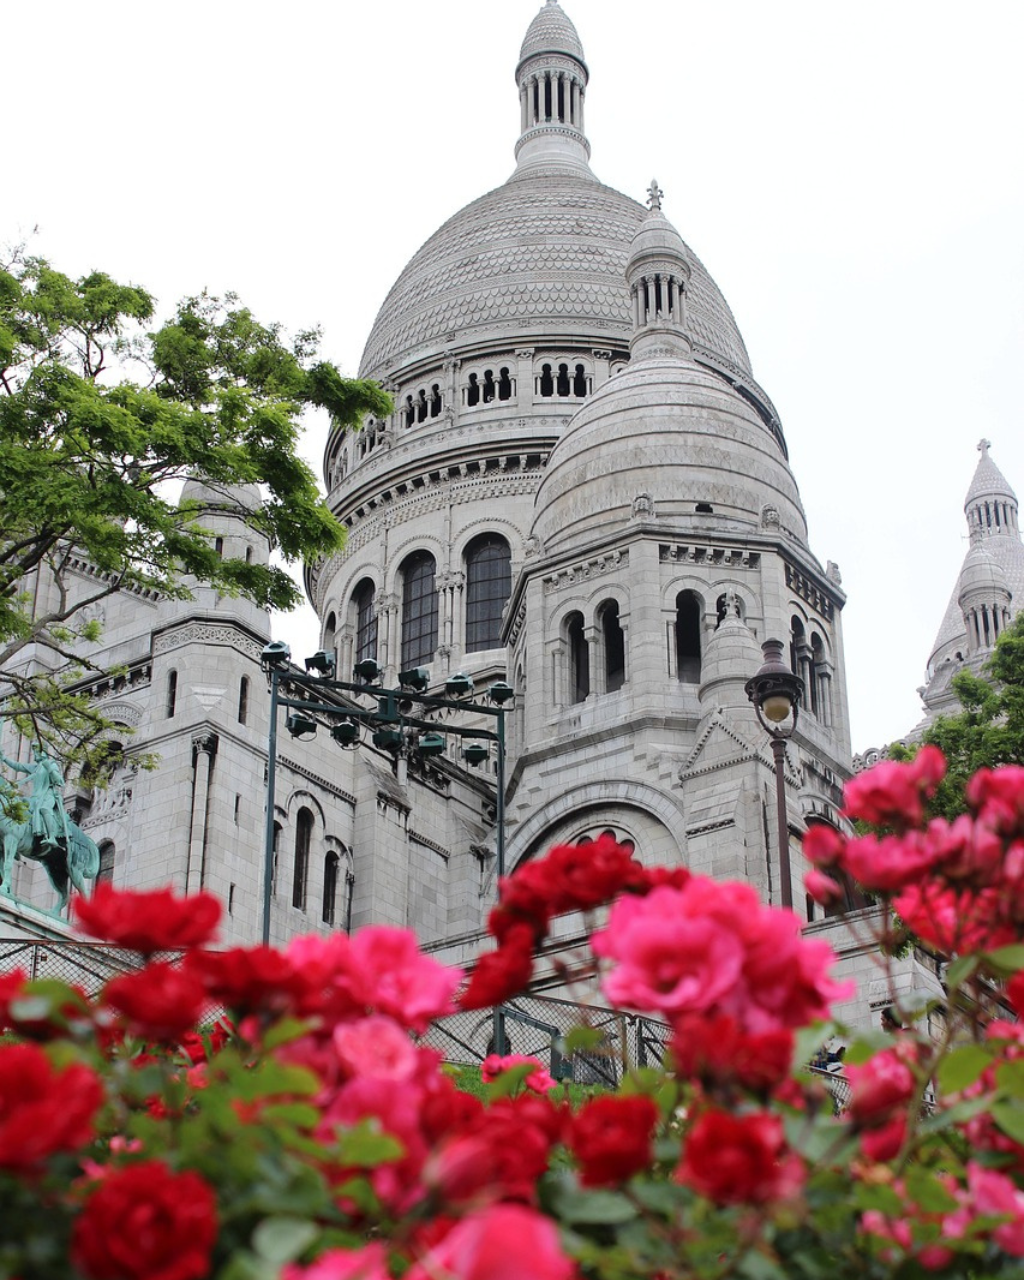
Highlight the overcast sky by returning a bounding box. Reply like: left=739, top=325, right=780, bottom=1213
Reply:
left=7, top=0, right=1023, bottom=752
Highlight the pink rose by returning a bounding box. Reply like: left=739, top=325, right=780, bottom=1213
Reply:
left=283, top=1243, right=390, bottom=1280
left=481, top=1053, right=557, bottom=1094
left=333, top=1016, right=419, bottom=1082
left=407, top=1205, right=574, bottom=1280
left=350, top=928, right=462, bottom=1033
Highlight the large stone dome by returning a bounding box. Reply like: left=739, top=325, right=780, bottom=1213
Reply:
left=357, top=169, right=752, bottom=380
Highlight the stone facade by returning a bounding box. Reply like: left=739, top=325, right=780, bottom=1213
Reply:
left=3, top=1, right=913, bottom=1027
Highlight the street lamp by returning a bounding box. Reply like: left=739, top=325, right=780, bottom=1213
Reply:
left=745, top=638, right=804, bottom=909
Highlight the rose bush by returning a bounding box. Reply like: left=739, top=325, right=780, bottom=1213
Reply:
left=3, top=755, right=1024, bottom=1277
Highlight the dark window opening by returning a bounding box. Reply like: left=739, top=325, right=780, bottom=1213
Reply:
left=567, top=612, right=589, bottom=703
left=556, top=363, right=571, bottom=396
left=401, top=552, right=438, bottom=668
left=323, top=851, right=339, bottom=926
left=245, top=545, right=253, bottom=564
left=465, top=534, right=512, bottom=652
left=539, top=364, right=554, bottom=397
left=166, top=670, right=177, bottom=718
left=272, top=822, right=281, bottom=897
left=557, top=77, right=565, bottom=121
left=695, top=502, right=714, bottom=514
left=790, top=616, right=805, bottom=676
left=293, top=808, right=312, bottom=911
left=573, top=363, right=588, bottom=396
left=416, top=390, right=428, bottom=423
left=676, top=591, right=702, bottom=683
left=405, top=396, right=416, bottom=427
left=497, top=368, right=513, bottom=401
left=482, top=370, right=495, bottom=403
left=238, top=676, right=249, bottom=725
left=601, top=601, right=625, bottom=692
left=467, top=373, right=480, bottom=407
left=215, top=536, right=224, bottom=556
left=97, top=841, right=115, bottom=885
left=353, top=579, right=377, bottom=665
left=430, top=384, right=442, bottom=417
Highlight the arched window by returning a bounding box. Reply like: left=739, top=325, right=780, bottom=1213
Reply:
left=600, top=600, right=625, bottom=692
left=215, top=537, right=224, bottom=557
left=790, top=616, right=806, bottom=677
left=166, top=670, right=178, bottom=718
left=401, top=552, right=438, bottom=668
left=272, top=821, right=281, bottom=897
left=323, top=611, right=337, bottom=658
left=466, top=373, right=480, bottom=407
left=810, top=634, right=825, bottom=717
left=404, top=396, right=416, bottom=428
left=482, top=370, right=496, bottom=403
left=97, top=841, right=115, bottom=885
left=676, top=591, right=702, bottom=683
left=293, top=808, right=313, bottom=911
left=556, top=363, right=571, bottom=396
left=429, top=384, right=442, bottom=417
left=323, top=851, right=339, bottom=926
left=573, top=363, right=588, bottom=397
left=566, top=612, right=589, bottom=703
left=497, top=368, right=513, bottom=401
left=539, top=364, right=554, bottom=397
left=353, top=580, right=377, bottom=665
left=237, top=676, right=249, bottom=725
left=245, top=545, right=253, bottom=564
left=416, top=389, right=428, bottom=423
left=465, top=534, right=512, bottom=652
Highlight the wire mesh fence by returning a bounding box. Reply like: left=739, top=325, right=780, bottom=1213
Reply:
left=0, top=938, right=175, bottom=993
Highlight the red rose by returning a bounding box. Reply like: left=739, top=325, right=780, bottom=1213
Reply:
left=569, top=1095, right=659, bottom=1186
left=184, top=945, right=307, bottom=1017
left=74, top=884, right=221, bottom=954
left=842, top=745, right=945, bottom=830
left=103, top=962, right=208, bottom=1042
left=845, top=1048, right=917, bottom=1129
left=676, top=1109, right=804, bottom=1205
left=0, top=969, right=26, bottom=1032
left=0, top=1042, right=103, bottom=1171
left=72, top=1160, right=217, bottom=1280
left=671, top=1013, right=794, bottom=1094
left=458, top=926, right=534, bottom=1010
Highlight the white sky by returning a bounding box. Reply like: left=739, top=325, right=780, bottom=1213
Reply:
left=7, top=0, right=1023, bottom=753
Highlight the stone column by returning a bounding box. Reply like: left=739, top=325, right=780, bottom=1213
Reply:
left=186, top=732, right=218, bottom=893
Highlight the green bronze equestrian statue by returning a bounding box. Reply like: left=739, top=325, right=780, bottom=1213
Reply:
left=0, top=747, right=100, bottom=915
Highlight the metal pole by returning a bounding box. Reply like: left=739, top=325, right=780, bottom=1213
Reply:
left=771, top=735, right=793, bottom=909
left=493, top=706, right=508, bottom=1056
left=261, top=668, right=280, bottom=945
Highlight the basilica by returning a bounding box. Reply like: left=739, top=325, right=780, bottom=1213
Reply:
left=3, top=2, right=1018, bottom=1030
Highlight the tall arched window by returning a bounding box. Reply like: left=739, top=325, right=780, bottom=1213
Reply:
left=293, top=808, right=313, bottom=911
left=790, top=616, right=806, bottom=677
left=599, top=600, right=625, bottom=692
left=237, top=676, right=249, bottom=725
left=676, top=591, right=702, bottom=683
left=166, top=671, right=177, bottom=718
left=323, top=851, right=339, bottom=926
left=272, top=822, right=281, bottom=897
left=566, top=612, right=589, bottom=703
left=353, top=580, right=377, bottom=665
left=323, top=611, right=337, bottom=659
left=401, top=553, right=438, bottom=668
left=97, top=841, right=115, bottom=885
left=810, top=634, right=824, bottom=718
left=465, top=534, right=512, bottom=652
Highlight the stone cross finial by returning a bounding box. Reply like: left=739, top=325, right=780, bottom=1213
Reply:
left=646, top=179, right=663, bottom=211
left=978, top=438, right=991, bottom=456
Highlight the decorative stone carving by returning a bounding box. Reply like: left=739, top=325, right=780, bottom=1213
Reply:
left=826, top=560, right=843, bottom=585
left=631, top=492, right=655, bottom=519
left=760, top=504, right=781, bottom=531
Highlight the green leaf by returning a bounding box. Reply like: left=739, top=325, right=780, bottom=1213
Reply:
left=548, top=1177, right=638, bottom=1225
left=333, top=1121, right=405, bottom=1167
left=946, top=954, right=980, bottom=990
left=992, top=1102, right=1024, bottom=1146
left=737, top=1251, right=788, bottom=1280
left=904, top=1167, right=960, bottom=1214
left=251, top=1217, right=319, bottom=1266
left=986, top=945, right=1024, bottom=975
left=936, top=1044, right=993, bottom=1094
left=563, top=1024, right=606, bottom=1055
left=485, top=1061, right=537, bottom=1099
left=630, top=1180, right=683, bottom=1214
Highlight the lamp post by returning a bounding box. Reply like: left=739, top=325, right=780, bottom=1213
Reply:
left=259, top=648, right=513, bottom=1051
left=744, top=638, right=804, bottom=909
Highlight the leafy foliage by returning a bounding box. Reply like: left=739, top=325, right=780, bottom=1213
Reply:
left=0, top=248, right=391, bottom=759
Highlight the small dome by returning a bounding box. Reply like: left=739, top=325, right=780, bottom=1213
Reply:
left=626, top=189, right=688, bottom=275
left=958, top=544, right=1010, bottom=600
left=966, top=441, right=1017, bottom=509
left=531, top=358, right=806, bottom=555
left=518, top=1, right=586, bottom=72
left=698, top=612, right=765, bottom=711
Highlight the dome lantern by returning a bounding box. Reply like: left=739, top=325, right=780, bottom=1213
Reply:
left=514, top=0, right=591, bottom=174
left=626, top=181, right=693, bottom=362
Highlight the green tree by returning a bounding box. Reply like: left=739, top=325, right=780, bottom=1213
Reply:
left=0, top=249, right=391, bottom=761
left=904, top=611, right=1024, bottom=818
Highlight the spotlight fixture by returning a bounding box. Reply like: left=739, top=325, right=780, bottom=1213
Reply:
left=285, top=713, right=317, bottom=740
left=417, top=732, right=446, bottom=757
left=260, top=641, right=291, bottom=672
left=488, top=681, right=515, bottom=705
left=445, top=672, right=474, bottom=699
left=305, top=650, right=336, bottom=677
left=462, top=742, right=489, bottom=766
left=353, top=658, right=382, bottom=683
left=398, top=667, right=430, bottom=693
left=372, top=728, right=403, bottom=752
left=331, top=721, right=360, bottom=748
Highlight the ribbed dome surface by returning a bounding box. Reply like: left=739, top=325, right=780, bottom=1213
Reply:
left=966, top=448, right=1018, bottom=507
left=518, top=1, right=586, bottom=67
left=358, top=172, right=752, bottom=379
left=958, top=544, right=1010, bottom=598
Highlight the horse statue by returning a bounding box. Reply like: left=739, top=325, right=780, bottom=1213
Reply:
left=0, top=747, right=100, bottom=916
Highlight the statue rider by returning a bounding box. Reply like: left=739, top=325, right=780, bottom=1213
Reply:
left=0, top=746, right=70, bottom=854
